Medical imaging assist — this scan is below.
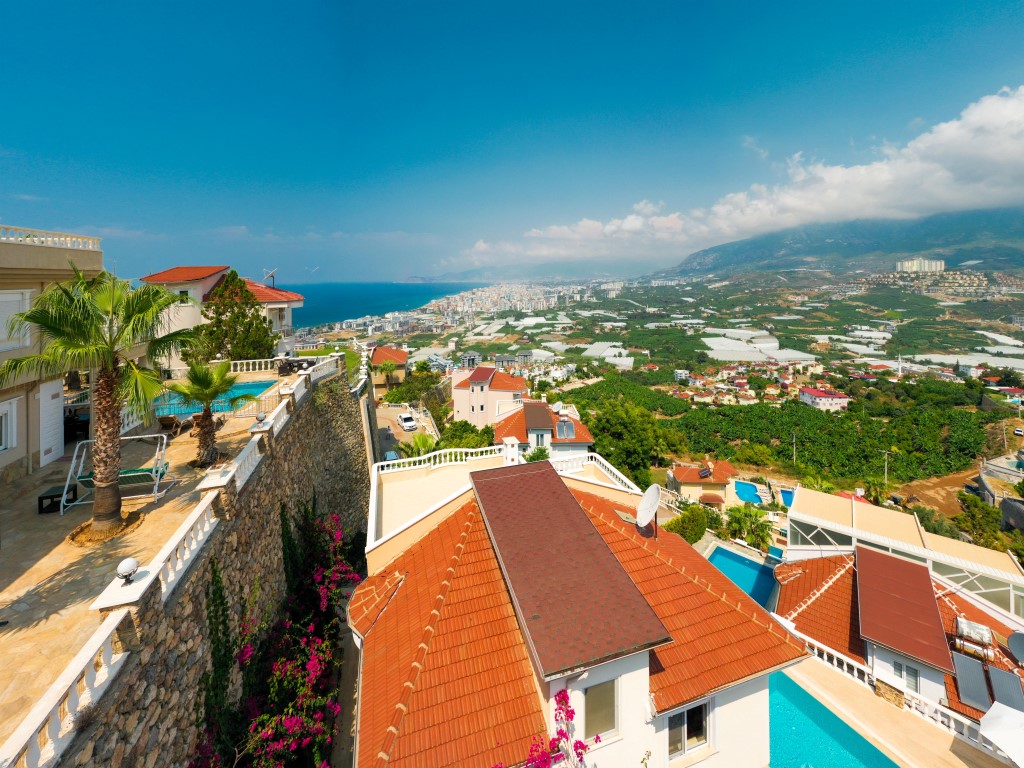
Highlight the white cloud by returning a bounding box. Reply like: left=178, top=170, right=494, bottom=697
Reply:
left=741, top=135, right=769, bottom=159
left=460, top=86, right=1024, bottom=270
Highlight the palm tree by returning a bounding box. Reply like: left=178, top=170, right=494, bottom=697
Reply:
left=863, top=476, right=890, bottom=506
left=165, top=362, right=257, bottom=466
left=397, top=433, right=437, bottom=457
left=379, top=360, right=397, bottom=389
left=745, top=510, right=774, bottom=550
left=0, top=268, right=192, bottom=534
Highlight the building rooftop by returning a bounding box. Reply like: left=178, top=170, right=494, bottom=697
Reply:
left=454, top=367, right=529, bottom=391
left=800, top=387, right=850, bottom=398
left=370, top=345, right=409, bottom=366
left=139, top=265, right=228, bottom=283
left=472, top=463, right=670, bottom=678
left=671, top=459, right=738, bottom=485
left=493, top=403, right=593, bottom=446
left=856, top=545, right=953, bottom=674
left=202, top=276, right=304, bottom=304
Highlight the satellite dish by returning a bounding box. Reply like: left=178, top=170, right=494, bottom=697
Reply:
left=263, top=267, right=279, bottom=287
left=636, top=484, right=661, bottom=528
left=1008, top=631, right=1024, bottom=663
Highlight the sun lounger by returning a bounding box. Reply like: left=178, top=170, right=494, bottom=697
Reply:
left=158, top=414, right=194, bottom=437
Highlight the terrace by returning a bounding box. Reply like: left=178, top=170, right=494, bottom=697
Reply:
left=0, top=357, right=346, bottom=752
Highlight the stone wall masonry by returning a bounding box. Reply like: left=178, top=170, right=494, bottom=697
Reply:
left=53, top=369, right=370, bottom=768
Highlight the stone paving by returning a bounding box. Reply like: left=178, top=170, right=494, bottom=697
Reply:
left=0, top=409, right=264, bottom=743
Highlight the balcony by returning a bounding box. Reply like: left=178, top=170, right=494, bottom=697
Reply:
left=0, top=226, right=101, bottom=251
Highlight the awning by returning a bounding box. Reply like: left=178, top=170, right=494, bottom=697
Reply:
left=700, top=493, right=724, bottom=504
left=980, top=702, right=1024, bottom=766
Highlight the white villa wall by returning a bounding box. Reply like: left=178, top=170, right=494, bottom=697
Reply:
left=553, top=652, right=653, bottom=768
left=548, top=442, right=590, bottom=460
left=867, top=643, right=947, bottom=704
left=453, top=383, right=524, bottom=428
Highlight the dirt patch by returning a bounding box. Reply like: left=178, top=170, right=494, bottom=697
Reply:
left=896, top=467, right=979, bottom=517
left=67, top=510, right=147, bottom=546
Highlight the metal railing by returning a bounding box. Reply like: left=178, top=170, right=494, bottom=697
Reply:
left=0, top=226, right=101, bottom=251
left=63, top=390, right=89, bottom=407
left=0, top=608, right=131, bottom=768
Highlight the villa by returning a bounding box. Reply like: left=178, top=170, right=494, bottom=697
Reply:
left=368, top=345, right=409, bottom=392
left=799, top=386, right=851, bottom=411
left=139, top=265, right=304, bottom=366
left=0, top=226, right=104, bottom=483
left=492, top=400, right=593, bottom=458
left=667, top=458, right=739, bottom=509
left=451, top=366, right=530, bottom=427
left=351, top=456, right=808, bottom=767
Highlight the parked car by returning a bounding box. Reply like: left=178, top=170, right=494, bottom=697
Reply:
left=383, top=450, right=400, bottom=461
left=1015, top=427, right=1024, bottom=437
left=398, top=413, right=417, bottom=431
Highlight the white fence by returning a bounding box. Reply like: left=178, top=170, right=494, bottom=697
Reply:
left=0, top=608, right=131, bottom=768
left=548, top=453, right=641, bottom=493
left=228, top=358, right=278, bottom=373
left=792, top=628, right=1008, bottom=763
left=154, top=492, right=221, bottom=600
left=377, top=445, right=505, bottom=473
left=0, top=226, right=101, bottom=251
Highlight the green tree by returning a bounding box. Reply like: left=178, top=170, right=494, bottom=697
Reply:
left=525, top=445, right=550, bottom=462
left=909, top=505, right=960, bottom=539
left=186, top=270, right=278, bottom=362
left=414, top=359, right=432, bottom=374
left=165, top=361, right=257, bottom=466
left=0, top=268, right=192, bottom=533
left=733, top=443, right=774, bottom=467
left=954, top=492, right=1004, bottom=549
left=588, top=399, right=656, bottom=487
left=397, top=433, right=437, bottom=457
left=378, top=360, right=397, bottom=390
left=862, top=477, right=890, bottom=506
left=726, top=503, right=773, bottom=550
left=1015, top=478, right=1024, bottom=499
left=663, top=502, right=708, bottom=543
left=438, top=420, right=493, bottom=448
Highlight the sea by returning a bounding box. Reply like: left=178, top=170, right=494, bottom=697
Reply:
left=279, top=282, right=488, bottom=329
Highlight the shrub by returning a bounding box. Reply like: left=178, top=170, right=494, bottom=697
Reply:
left=525, top=446, right=550, bottom=463
left=663, top=503, right=708, bottom=543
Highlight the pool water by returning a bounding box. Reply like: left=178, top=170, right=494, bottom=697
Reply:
left=735, top=480, right=767, bottom=504
left=707, top=546, right=777, bottom=607
left=780, top=488, right=795, bottom=507
left=155, top=380, right=275, bottom=417
left=770, top=672, right=897, bottom=767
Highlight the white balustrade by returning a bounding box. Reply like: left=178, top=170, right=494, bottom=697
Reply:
left=226, top=358, right=278, bottom=373
left=0, top=609, right=130, bottom=768
left=232, top=437, right=263, bottom=490
left=307, top=358, right=338, bottom=383
left=288, top=377, right=308, bottom=403
left=377, top=445, right=504, bottom=473
left=119, top=404, right=146, bottom=435
left=268, top=399, right=290, bottom=436
left=0, top=226, right=101, bottom=251
left=549, top=453, right=641, bottom=492
left=154, top=492, right=221, bottom=600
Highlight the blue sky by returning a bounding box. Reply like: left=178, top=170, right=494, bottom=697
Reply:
left=2, top=1, right=1024, bottom=281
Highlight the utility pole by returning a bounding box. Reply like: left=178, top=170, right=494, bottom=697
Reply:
left=792, top=431, right=797, bottom=465
left=880, top=449, right=891, bottom=488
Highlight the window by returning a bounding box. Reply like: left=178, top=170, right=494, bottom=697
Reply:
left=556, top=421, right=575, bottom=439
left=536, top=433, right=546, bottom=447
left=668, top=702, right=708, bottom=756
left=0, top=291, right=31, bottom=352
left=893, top=660, right=920, bottom=693
left=584, top=680, right=616, bottom=740
left=0, top=398, right=18, bottom=452
left=178, top=290, right=190, bottom=303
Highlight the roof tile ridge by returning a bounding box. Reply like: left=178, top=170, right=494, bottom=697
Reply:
left=786, top=555, right=855, bottom=621
left=354, top=570, right=405, bottom=631
left=375, top=510, right=478, bottom=766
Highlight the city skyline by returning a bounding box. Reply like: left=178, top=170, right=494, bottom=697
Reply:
left=2, top=1, right=1024, bottom=281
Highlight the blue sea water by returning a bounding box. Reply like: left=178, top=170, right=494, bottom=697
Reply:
left=770, top=673, right=898, bottom=767
left=279, top=282, right=488, bottom=329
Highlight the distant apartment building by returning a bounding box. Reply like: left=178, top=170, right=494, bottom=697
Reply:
left=0, top=226, right=104, bottom=482
left=139, top=266, right=304, bottom=367
left=799, top=387, right=851, bottom=412
left=896, top=257, right=945, bottom=273
left=1011, top=315, right=1024, bottom=330
left=452, top=367, right=529, bottom=427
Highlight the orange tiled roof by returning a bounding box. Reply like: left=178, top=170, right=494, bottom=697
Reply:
left=575, top=489, right=807, bottom=710
left=672, top=460, right=737, bottom=485
left=139, top=265, right=228, bottom=283
left=199, top=274, right=304, bottom=303
left=370, top=346, right=409, bottom=366
left=349, top=500, right=545, bottom=768
left=453, top=368, right=529, bottom=392
left=774, top=555, right=865, bottom=663
left=492, top=405, right=594, bottom=445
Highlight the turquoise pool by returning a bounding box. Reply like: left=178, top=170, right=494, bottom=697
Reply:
left=780, top=488, right=795, bottom=507
left=735, top=480, right=766, bottom=504
left=155, top=380, right=275, bottom=417
left=707, top=546, right=776, bottom=607
left=770, top=672, right=897, bottom=767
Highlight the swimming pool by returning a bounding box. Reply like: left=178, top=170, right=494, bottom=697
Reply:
left=154, top=380, right=275, bottom=417
left=780, top=488, right=794, bottom=507
left=735, top=480, right=767, bottom=504
left=707, top=546, right=777, bottom=607
left=770, top=672, right=897, bottom=767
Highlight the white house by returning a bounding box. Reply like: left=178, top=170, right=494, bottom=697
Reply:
left=451, top=366, right=530, bottom=427
left=799, top=386, right=850, bottom=411
left=139, top=266, right=304, bottom=367
left=492, top=401, right=592, bottom=459
left=350, top=460, right=808, bottom=768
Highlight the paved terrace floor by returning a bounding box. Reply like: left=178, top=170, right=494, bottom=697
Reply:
left=785, top=658, right=1006, bottom=768
left=0, top=408, right=266, bottom=743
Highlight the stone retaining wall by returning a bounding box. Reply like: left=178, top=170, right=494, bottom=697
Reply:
left=59, top=372, right=370, bottom=768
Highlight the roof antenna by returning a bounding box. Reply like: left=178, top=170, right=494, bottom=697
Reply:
left=263, top=267, right=278, bottom=287
left=636, top=484, right=661, bottom=540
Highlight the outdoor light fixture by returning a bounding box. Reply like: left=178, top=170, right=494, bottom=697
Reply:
left=256, top=411, right=266, bottom=425
left=116, top=557, right=140, bottom=585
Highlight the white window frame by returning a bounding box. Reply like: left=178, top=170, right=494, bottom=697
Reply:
left=0, top=397, right=19, bottom=452
left=667, top=699, right=711, bottom=758
left=0, top=290, right=32, bottom=352
left=583, top=678, right=618, bottom=741
left=892, top=659, right=920, bottom=693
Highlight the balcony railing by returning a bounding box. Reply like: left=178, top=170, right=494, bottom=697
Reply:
left=0, top=227, right=101, bottom=251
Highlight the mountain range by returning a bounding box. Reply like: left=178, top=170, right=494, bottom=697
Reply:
left=649, top=207, right=1024, bottom=280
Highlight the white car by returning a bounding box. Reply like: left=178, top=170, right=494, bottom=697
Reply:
left=1015, top=427, right=1024, bottom=437
left=398, top=413, right=417, bottom=432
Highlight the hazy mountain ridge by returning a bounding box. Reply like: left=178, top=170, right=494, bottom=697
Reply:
left=650, top=208, right=1024, bottom=279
